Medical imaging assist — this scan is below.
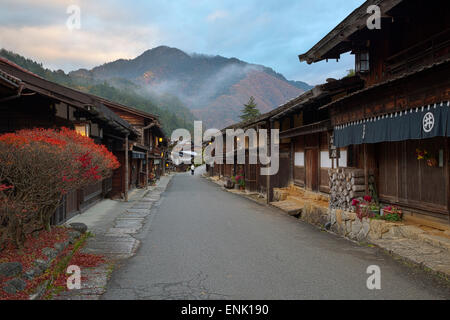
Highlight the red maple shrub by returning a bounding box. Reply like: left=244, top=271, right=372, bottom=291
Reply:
left=0, top=128, right=120, bottom=248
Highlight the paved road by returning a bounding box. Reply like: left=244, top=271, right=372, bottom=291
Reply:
left=102, top=173, right=450, bottom=299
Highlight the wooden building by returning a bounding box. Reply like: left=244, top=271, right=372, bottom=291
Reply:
left=98, top=99, right=167, bottom=198
left=210, top=103, right=301, bottom=198
left=299, top=0, right=450, bottom=225
left=0, top=58, right=142, bottom=224
left=212, top=115, right=269, bottom=193
left=269, top=77, right=364, bottom=196
left=209, top=76, right=363, bottom=203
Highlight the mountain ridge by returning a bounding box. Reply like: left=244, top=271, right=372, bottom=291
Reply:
left=0, top=48, right=196, bottom=135
left=2, top=46, right=312, bottom=129
left=70, top=46, right=312, bottom=128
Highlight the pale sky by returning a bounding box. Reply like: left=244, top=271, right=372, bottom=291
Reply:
left=0, top=0, right=364, bottom=85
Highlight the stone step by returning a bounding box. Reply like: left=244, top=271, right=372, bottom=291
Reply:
left=286, top=195, right=305, bottom=205
left=270, top=200, right=302, bottom=216
left=417, top=233, right=450, bottom=252
left=385, top=224, right=450, bottom=252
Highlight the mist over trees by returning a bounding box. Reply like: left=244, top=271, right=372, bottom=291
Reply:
left=0, top=46, right=312, bottom=131
left=66, top=46, right=311, bottom=129
left=0, top=49, right=194, bottom=135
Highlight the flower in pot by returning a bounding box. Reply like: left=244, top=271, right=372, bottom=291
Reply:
left=352, top=198, right=367, bottom=220
left=235, top=175, right=245, bottom=190
left=363, top=196, right=379, bottom=216
left=382, top=205, right=402, bottom=221
left=352, top=195, right=380, bottom=220
left=368, top=204, right=380, bottom=218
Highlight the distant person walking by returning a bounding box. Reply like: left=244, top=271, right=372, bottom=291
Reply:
left=191, top=164, right=195, bottom=175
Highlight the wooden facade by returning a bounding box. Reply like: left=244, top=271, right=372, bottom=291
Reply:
left=273, top=77, right=364, bottom=195
left=207, top=1, right=450, bottom=224
left=100, top=100, right=167, bottom=198
left=298, top=0, right=450, bottom=223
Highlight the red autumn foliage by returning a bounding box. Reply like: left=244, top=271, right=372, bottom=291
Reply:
left=0, top=228, right=69, bottom=270
left=51, top=251, right=106, bottom=294
left=0, top=227, right=70, bottom=300
left=0, top=128, right=120, bottom=248
left=70, top=252, right=106, bottom=268
left=0, top=226, right=107, bottom=300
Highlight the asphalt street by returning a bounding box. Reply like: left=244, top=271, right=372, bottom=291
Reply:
left=102, top=172, right=450, bottom=299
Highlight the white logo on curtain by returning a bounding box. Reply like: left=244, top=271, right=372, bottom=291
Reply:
left=423, top=112, right=435, bottom=133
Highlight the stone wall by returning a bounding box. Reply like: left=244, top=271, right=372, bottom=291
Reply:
left=271, top=185, right=443, bottom=248
left=302, top=205, right=436, bottom=244
left=329, top=168, right=366, bottom=211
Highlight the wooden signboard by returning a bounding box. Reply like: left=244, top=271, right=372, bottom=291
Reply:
left=329, top=133, right=340, bottom=159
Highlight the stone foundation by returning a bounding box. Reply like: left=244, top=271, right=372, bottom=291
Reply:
left=273, top=188, right=289, bottom=202
left=273, top=185, right=329, bottom=203
left=305, top=207, right=450, bottom=252
left=271, top=185, right=450, bottom=254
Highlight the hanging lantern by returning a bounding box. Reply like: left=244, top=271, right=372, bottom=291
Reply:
left=355, top=50, right=370, bottom=73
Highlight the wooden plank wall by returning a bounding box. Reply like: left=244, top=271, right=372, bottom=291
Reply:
left=377, top=137, right=448, bottom=217
left=111, top=152, right=125, bottom=197
left=293, top=136, right=306, bottom=186
left=319, top=132, right=330, bottom=193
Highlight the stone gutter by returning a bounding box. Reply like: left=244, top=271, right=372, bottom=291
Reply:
left=203, top=175, right=267, bottom=206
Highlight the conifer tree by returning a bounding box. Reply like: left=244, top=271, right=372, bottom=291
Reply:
left=240, top=96, right=260, bottom=122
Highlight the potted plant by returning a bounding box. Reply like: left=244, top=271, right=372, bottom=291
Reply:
left=234, top=175, right=245, bottom=190
left=231, top=176, right=239, bottom=189
left=382, top=205, right=402, bottom=221
left=239, top=178, right=245, bottom=190
left=367, top=203, right=380, bottom=218
left=352, top=195, right=379, bottom=219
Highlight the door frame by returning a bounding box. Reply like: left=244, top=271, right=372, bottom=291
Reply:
left=305, top=147, right=319, bottom=192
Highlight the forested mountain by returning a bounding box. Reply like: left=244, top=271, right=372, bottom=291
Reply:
left=70, top=46, right=313, bottom=128
left=0, top=49, right=195, bottom=135
left=1, top=46, right=312, bottom=130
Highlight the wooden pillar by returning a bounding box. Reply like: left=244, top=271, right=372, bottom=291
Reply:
left=290, top=139, right=294, bottom=185
left=330, top=132, right=335, bottom=169
left=124, top=134, right=129, bottom=202
left=289, top=115, right=295, bottom=186
left=364, top=144, right=368, bottom=195
left=447, top=138, right=450, bottom=224
left=364, top=144, right=377, bottom=198
left=139, top=158, right=143, bottom=186
left=145, top=150, right=149, bottom=188
left=266, top=120, right=273, bottom=204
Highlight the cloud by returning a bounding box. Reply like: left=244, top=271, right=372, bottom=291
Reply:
left=206, top=10, right=229, bottom=22
left=0, top=24, right=164, bottom=71
left=0, top=0, right=365, bottom=83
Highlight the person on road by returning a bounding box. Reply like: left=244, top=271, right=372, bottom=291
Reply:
left=191, top=164, right=195, bottom=175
